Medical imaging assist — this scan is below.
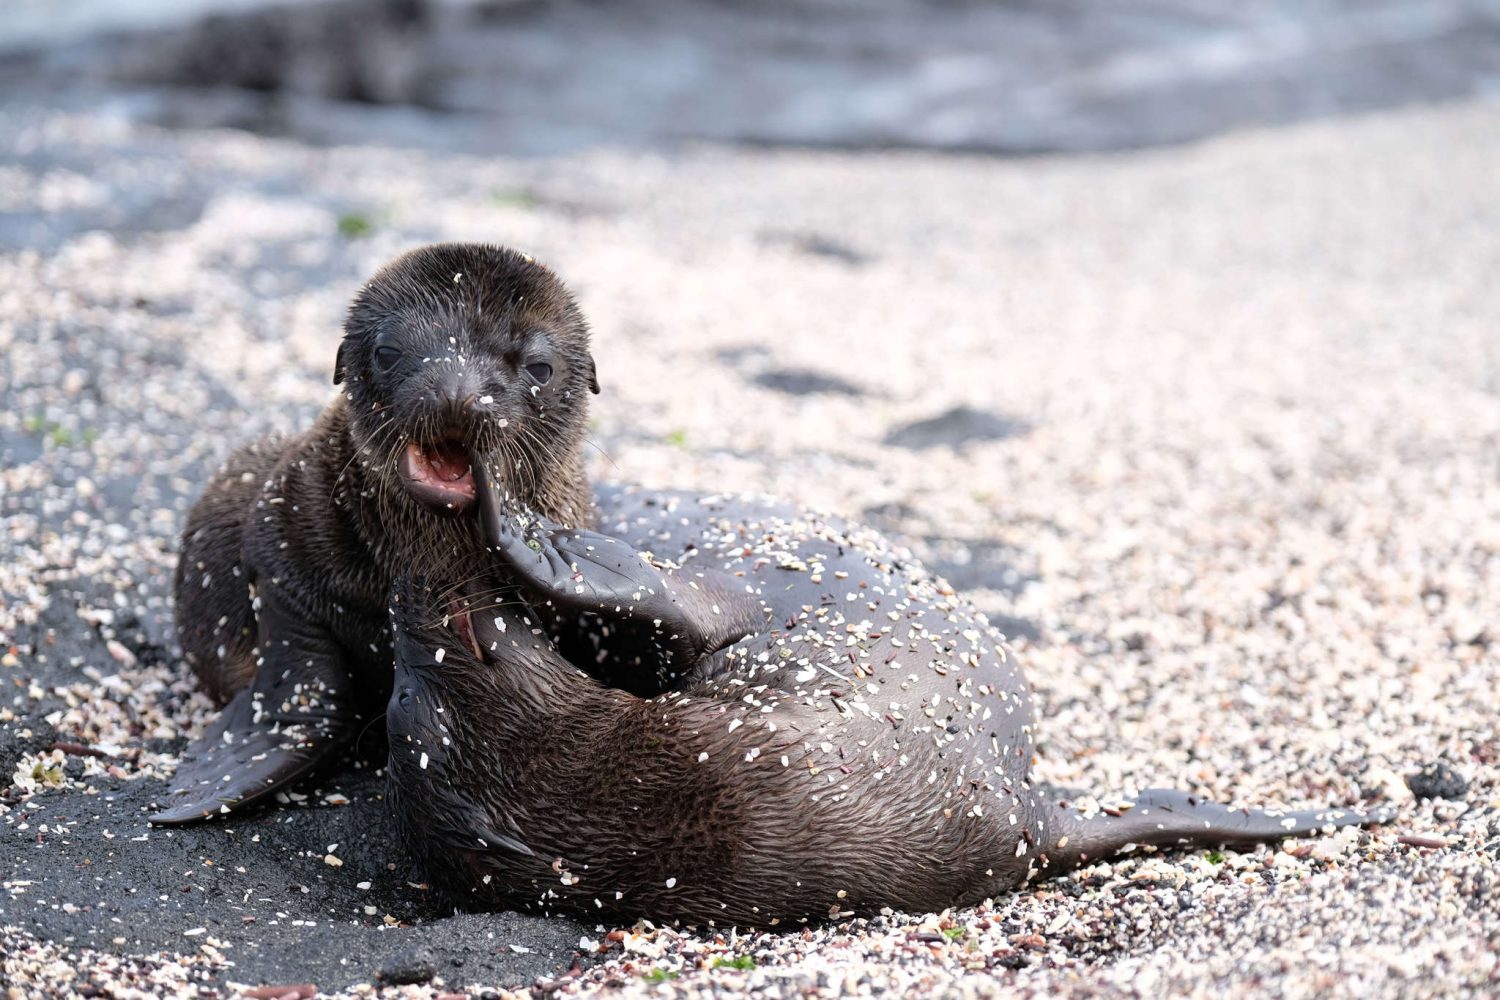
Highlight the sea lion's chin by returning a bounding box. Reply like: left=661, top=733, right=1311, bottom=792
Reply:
left=397, top=438, right=476, bottom=516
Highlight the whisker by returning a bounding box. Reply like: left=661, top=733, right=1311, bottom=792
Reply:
left=330, top=415, right=401, bottom=503
left=408, top=593, right=536, bottom=633
left=354, top=709, right=389, bottom=752
left=584, top=435, right=620, bottom=472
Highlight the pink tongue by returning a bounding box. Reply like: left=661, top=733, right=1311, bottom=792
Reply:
left=426, top=442, right=470, bottom=482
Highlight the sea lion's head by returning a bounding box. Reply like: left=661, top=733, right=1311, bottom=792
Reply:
left=384, top=574, right=512, bottom=886
left=385, top=571, right=569, bottom=773
left=385, top=574, right=554, bottom=862
left=385, top=576, right=468, bottom=785
left=335, top=243, right=599, bottom=521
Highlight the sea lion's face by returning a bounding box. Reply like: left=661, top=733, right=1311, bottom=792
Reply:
left=336, top=244, right=599, bottom=517
left=387, top=578, right=462, bottom=775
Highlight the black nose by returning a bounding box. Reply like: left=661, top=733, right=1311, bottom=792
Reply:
left=397, top=687, right=413, bottom=707
left=430, top=369, right=482, bottom=425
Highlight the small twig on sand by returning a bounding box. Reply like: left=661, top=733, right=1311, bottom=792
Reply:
left=49, top=741, right=112, bottom=759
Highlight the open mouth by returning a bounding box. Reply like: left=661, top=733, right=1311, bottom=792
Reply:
left=397, top=431, right=476, bottom=514
left=449, top=597, right=483, bottom=660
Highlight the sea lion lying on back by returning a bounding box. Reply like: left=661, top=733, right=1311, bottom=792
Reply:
left=153, top=244, right=600, bottom=823
left=382, top=467, right=1393, bottom=928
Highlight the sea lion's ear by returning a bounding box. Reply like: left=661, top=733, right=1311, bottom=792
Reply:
left=333, top=341, right=348, bottom=385
left=586, top=354, right=601, bottom=395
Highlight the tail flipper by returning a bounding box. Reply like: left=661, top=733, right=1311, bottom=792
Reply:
left=1037, top=788, right=1395, bottom=875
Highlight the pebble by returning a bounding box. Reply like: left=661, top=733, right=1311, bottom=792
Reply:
left=1405, top=762, right=1470, bottom=802
left=377, top=947, right=438, bottom=985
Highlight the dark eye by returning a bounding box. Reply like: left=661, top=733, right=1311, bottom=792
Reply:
left=374, top=345, right=402, bottom=371
left=525, top=361, right=554, bottom=385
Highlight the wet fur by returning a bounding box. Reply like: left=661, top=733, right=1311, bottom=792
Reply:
left=388, top=578, right=1017, bottom=927
left=387, top=490, right=1391, bottom=928
left=175, top=242, right=597, bottom=709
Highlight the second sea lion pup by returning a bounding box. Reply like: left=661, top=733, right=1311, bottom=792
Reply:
left=152, top=243, right=599, bottom=823
left=382, top=469, right=1394, bottom=927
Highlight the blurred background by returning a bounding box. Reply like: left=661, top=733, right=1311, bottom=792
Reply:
left=4, top=0, right=1498, bottom=159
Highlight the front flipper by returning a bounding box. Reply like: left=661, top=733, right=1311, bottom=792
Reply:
left=476, top=464, right=764, bottom=679
left=150, top=592, right=358, bottom=825
left=1038, top=787, right=1396, bottom=874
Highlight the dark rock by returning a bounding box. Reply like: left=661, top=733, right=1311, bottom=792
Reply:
left=861, top=501, right=918, bottom=524
left=971, top=608, right=1037, bottom=643
left=714, top=345, right=758, bottom=368
left=1406, top=762, right=1469, bottom=801
left=379, top=946, right=438, bottom=985
left=918, top=535, right=1034, bottom=598
left=884, top=406, right=1030, bottom=450
left=0, top=423, right=46, bottom=466
left=762, top=231, right=870, bottom=266
left=854, top=515, right=1040, bottom=642
left=752, top=368, right=864, bottom=397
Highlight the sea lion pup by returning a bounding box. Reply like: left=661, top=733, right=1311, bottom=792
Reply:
left=151, top=243, right=599, bottom=824
left=383, top=472, right=1392, bottom=927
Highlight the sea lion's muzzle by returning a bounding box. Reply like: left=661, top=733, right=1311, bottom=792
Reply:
left=393, top=366, right=491, bottom=515
left=397, top=430, right=476, bottom=515
left=386, top=657, right=452, bottom=779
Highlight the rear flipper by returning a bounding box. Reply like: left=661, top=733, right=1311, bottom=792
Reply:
left=1036, top=788, right=1396, bottom=875
left=149, top=591, right=358, bottom=824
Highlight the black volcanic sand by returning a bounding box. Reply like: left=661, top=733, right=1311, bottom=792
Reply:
left=4, top=0, right=1498, bottom=157
left=6, top=772, right=589, bottom=990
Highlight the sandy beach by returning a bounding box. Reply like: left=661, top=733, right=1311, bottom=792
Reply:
left=1, top=97, right=1496, bottom=997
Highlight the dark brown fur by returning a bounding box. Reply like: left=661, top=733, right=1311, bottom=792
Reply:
left=387, top=489, right=1392, bottom=928
left=159, top=243, right=599, bottom=822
